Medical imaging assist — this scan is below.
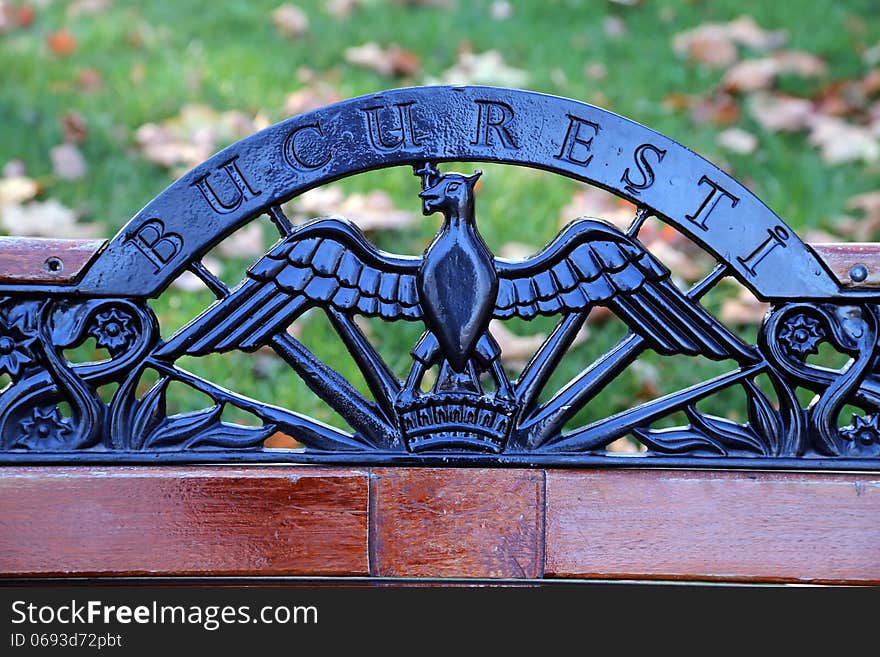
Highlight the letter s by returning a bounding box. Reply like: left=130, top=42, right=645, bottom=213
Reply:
left=621, top=143, right=667, bottom=195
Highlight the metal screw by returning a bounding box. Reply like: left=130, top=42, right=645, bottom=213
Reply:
left=849, top=264, right=868, bottom=283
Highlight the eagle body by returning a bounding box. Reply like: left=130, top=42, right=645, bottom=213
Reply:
left=419, top=215, right=497, bottom=372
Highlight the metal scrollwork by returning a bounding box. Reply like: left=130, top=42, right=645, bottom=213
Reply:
left=1, top=86, right=878, bottom=469
left=0, top=297, right=157, bottom=451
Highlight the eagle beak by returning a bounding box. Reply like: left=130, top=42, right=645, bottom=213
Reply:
left=419, top=189, right=439, bottom=214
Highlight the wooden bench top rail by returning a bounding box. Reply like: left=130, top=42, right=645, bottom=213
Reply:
left=2, top=237, right=880, bottom=290
left=2, top=466, right=877, bottom=584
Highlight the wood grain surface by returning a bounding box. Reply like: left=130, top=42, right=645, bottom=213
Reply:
left=545, top=469, right=880, bottom=584
left=369, top=468, right=544, bottom=578
left=812, top=243, right=880, bottom=288
left=0, top=238, right=105, bottom=284
left=0, top=466, right=369, bottom=577
left=2, top=466, right=878, bottom=583
left=0, top=238, right=877, bottom=289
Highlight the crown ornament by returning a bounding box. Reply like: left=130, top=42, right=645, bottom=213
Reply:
left=395, top=391, right=516, bottom=453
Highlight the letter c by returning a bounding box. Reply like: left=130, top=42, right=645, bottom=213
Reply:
left=284, top=123, right=332, bottom=170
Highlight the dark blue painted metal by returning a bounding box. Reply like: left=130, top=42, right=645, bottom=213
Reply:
left=1, top=86, right=879, bottom=468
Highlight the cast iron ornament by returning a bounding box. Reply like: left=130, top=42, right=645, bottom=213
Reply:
left=2, top=86, right=879, bottom=468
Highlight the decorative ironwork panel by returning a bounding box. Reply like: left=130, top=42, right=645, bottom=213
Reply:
left=2, top=86, right=879, bottom=468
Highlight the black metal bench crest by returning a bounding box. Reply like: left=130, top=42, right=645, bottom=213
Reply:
left=2, top=86, right=878, bottom=468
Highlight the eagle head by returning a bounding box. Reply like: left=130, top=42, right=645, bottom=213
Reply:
left=419, top=171, right=482, bottom=217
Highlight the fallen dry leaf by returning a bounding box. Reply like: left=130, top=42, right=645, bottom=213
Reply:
left=724, top=15, right=787, bottom=51
left=427, top=49, right=529, bottom=87
left=722, top=58, right=780, bottom=93
left=271, top=4, right=309, bottom=38
left=835, top=190, right=880, bottom=240
left=75, top=67, right=103, bottom=92
left=720, top=286, right=769, bottom=325
left=0, top=198, right=98, bottom=238
left=673, top=16, right=786, bottom=68
left=807, top=114, right=879, bottom=164
left=134, top=104, right=260, bottom=172
left=818, top=79, right=874, bottom=118
left=631, top=360, right=661, bottom=401
left=490, top=0, right=512, bottom=20
left=560, top=185, right=636, bottom=231
left=47, top=29, right=77, bottom=56
left=50, top=143, right=88, bottom=180
left=584, top=62, right=606, bottom=81
left=0, top=177, right=39, bottom=207
left=286, top=185, right=417, bottom=231
left=326, top=0, right=360, bottom=19
left=60, top=111, right=88, bottom=143
left=645, top=238, right=710, bottom=284
left=344, top=42, right=420, bottom=77
left=1, top=1, right=35, bottom=30
left=283, top=81, right=341, bottom=115
left=847, top=190, right=880, bottom=217
left=863, top=69, right=880, bottom=96
left=603, top=15, right=626, bottom=38
left=773, top=50, right=827, bottom=77
left=689, top=92, right=741, bottom=126
left=67, top=0, right=111, bottom=18
left=723, top=51, right=825, bottom=93
left=717, top=127, right=758, bottom=154
left=216, top=223, right=266, bottom=258
left=606, top=437, right=645, bottom=453
left=488, top=320, right=546, bottom=369
left=748, top=93, right=814, bottom=132
left=673, top=24, right=739, bottom=68
left=2, top=160, right=27, bottom=178
left=263, top=432, right=305, bottom=450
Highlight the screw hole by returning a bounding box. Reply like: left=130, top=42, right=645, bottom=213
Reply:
left=45, top=257, right=64, bottom=274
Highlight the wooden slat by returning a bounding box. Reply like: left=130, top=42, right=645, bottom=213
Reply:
left=545, top=469, right=880, bottom=584
left=0, top=239, right=876, bottom=288
left=812, top=243, right=880, bottom=288
left=0, top=238, right=105, bottom=284
left=370, top=468, right=544, bottom=578
left=2, top=466, right=879, bottom=582
left=0, top=466, right=369, bottom=577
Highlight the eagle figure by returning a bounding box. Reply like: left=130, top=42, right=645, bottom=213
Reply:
left=156, top=165, right=752, bottom=404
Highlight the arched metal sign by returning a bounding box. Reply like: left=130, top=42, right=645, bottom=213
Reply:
left=0, top=86, right=878, bottom=468
left=58, top=86, right=840, bottom=299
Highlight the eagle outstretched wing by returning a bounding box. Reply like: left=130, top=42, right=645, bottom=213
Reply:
left=156, top=218, right=422, bottom=359
left=493, top=219, right=753, bottom=361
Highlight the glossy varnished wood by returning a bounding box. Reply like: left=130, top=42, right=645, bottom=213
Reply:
left=0, top=238, right=105, bottom=284
left=369, top=468, right=544, bottom=578
left=0, top=239, right=878, bottom=289
left=545, top=469, right=880, bottom=584
left=0, top=466, right=369, bottom=577
left=812, top=243, right=880, bottom=288
left=2, top=466, right=878, bottom=582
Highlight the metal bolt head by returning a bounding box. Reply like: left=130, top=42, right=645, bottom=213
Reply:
left=849, top=264, right=868, bottom=283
